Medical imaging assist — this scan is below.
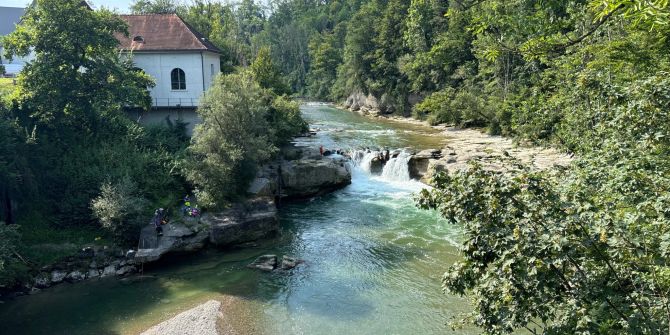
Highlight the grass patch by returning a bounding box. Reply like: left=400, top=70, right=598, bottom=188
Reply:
left=16, top=211, right=112, bottom=267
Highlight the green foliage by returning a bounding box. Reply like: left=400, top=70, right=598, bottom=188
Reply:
left=250, top=46, right=292, bottom=95
left=0, top=223, right=20, bottom=272
left=91, top=176, right=149, bottom=242
left=270, top=95, right=309, bottom=141
left=130, top=0, right=180, bottom=14
left=186, top=71, right=306, bottom=207
left=417, top=71, right=670, bottom=333
left=0, top=0, right=189, bottom=245
left=307, top=32, right=342, bottom=100
left=3, top=0, right=153, bottom=128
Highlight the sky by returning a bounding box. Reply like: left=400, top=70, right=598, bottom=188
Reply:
left=3, top=0, right=134, bottom=13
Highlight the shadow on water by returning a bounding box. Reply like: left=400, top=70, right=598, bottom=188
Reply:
left=0, top=243, right=279, bottom=335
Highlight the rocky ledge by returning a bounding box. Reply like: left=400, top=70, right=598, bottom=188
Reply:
left=3, top=245, right=139, bottom=299
left=135, top=197, right=278, bottom=263
left=249, top=145, right=352, bottom=200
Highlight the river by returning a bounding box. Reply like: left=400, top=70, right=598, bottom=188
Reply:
left=0, top=103, right=476, bottom=335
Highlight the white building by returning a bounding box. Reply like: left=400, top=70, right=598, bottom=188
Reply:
left=0, top=6, right=29, bottom=76
left=117, top=14, right=221, bottom=108
left=117, top=14, right=221, bottom=133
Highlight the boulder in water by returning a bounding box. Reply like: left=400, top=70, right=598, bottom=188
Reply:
left=66, top=270, right=85, bottom=282
left=33, top=273, right=51, bottom=288
left=50, top=270, right=67, bottom=284
left=370, top=156, right=385, bottom=174
left=115, top=265, right=136, bottom=276
left=87, top=269, right=100, bottom=278
left=280, top=157, right=351, bottom=198
left=280, top=256, right=303, bottom=270
left=101, top=265, right=117, bottom=277
left=247, top=255, right=278, bottom=271
left=207, top=197, right=279, bottom=247
left=408, top=149, right=441, bottom=180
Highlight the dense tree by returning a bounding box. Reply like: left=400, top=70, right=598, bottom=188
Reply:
left=2, top=0, right=187, bottom=230
left=185, top=71, right=305, bottom=207
left=3, top=0, right=153, bottom=130
left=250, top=46, right=292, bottom=95
left=130, top=0, right=180, bottom=14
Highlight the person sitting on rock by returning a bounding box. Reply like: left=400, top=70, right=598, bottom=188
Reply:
left=183, top=194, right=192, bottom=216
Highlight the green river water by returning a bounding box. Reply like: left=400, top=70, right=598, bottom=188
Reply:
left=0, top=104, right=477, bottom=335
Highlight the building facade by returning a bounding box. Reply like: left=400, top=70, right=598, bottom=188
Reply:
left=117, top=14, right=221, bottom=108
left=117, top=14, right=221, bottom=133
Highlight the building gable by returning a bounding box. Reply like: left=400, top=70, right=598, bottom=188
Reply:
left=117, top=14, right=221, bottom=54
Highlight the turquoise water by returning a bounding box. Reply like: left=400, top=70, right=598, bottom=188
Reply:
left=0, top=104, right=474, bottom=334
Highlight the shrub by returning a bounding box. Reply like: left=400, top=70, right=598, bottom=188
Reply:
left=0, top=222, right=20, bottom=271
left=91, top=176, right=149, bottom=243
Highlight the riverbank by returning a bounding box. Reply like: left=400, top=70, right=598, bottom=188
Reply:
left=139, top=296, right=261, bottom=335
left=342, top=105, right=572, bottom=179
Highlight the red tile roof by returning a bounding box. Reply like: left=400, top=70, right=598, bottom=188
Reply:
left=116, top=14, right=221, bottom=53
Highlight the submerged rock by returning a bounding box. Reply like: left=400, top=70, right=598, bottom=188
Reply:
left=247, top=255, right=278, bottom=271
left=280, top=256, right=303, bottom=270
left=140, top=300, right=222, bottom=335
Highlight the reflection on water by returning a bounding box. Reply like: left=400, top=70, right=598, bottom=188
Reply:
left=0, top=104, right=476, bottom=335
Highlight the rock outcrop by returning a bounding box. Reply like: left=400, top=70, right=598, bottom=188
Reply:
left=343, top=92, right=423, bottom=116
left=280, top=157, right=351, bottom=198
left=250, top=145, right=352, bottom=200
left=408, top=149, right=442, bottom=180
left=207, top=197, right=279, bottom=247
left=135, top=222, right=209, bottom=263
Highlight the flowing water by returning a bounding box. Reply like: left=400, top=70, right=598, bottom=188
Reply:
left=0, top=103, right=477, bottom=335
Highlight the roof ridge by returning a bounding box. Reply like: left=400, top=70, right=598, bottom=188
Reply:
left=116, top=14, right=221, bottom=54
left=175, top=13, right=220, bottom=52
left=120, top=13, right=177, bottom=16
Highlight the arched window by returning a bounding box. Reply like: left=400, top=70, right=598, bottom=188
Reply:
left=132, top=35, right=144, bottom=43
left=171, top=68, right=186, bottom=90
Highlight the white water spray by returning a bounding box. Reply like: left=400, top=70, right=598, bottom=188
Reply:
left=351, top=150, right=381, bottom=174
left=380, top=152, right=411, bottom=182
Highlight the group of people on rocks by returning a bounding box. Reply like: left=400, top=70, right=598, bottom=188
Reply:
left=319, top=145, right=347, bottom=157
left=152, top=194, right=200, bottom=236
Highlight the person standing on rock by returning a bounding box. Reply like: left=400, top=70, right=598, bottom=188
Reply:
left=153, top=208, right=165, bottom=236
left=319, top=145, right=324, bottom=156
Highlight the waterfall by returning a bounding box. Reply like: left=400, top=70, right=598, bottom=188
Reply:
left=351, top=150, right=381, bottom=174
left=380, top=152, right=411, bottom=182
left=351, top=149, right=413, bottom=182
